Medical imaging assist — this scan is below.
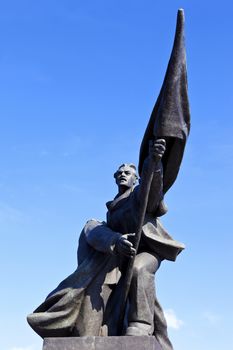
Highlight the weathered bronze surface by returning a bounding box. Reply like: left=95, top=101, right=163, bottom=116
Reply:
left=27, top=9, right=190, bottom=350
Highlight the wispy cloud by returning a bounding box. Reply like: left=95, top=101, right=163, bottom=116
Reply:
left=39, top=149, right=50, bottom=157
left=0, top=202, right=26, bottom=224
left=164, top=309, right=184, bottom=330
left=62, top=183, right=83, bottom=194
left=61, top=136, right=82, bottom=157
left=10, top=346, right=39, bottom=350
left=37, top=136, right=83, bottom=158
left=202, top=311, right=221, bottom=326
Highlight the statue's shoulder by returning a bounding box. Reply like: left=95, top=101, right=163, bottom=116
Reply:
left=85, top=218, right=106, bottom=226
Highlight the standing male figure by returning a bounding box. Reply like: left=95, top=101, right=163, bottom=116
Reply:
left=107, top=138, right=169, bottom=337
left=73, top=138, right=184, bottom=349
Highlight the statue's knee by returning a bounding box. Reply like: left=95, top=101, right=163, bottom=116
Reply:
left=132, top=254, right=160, bottom=279
left=132, top=262, right=146, bottom=278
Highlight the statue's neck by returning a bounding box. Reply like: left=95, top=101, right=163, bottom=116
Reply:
left=117, top=185, right=133, bottom=196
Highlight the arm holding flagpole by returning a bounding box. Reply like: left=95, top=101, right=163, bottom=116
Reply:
left=117, top=8, right=190, bottom=334
left=137, top=139, right=166, bottom=215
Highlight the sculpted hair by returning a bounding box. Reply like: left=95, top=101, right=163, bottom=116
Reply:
left=114, top=163, right=138, bottom=181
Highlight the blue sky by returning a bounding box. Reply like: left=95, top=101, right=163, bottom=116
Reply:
left=0, top=1, right=233, bottom=349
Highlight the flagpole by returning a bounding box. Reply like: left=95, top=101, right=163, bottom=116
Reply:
left=117, top=156, right=155, bottom=334
left=117, top=9, right=189, bottom=334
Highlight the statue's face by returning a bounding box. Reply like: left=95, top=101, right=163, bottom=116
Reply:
left=115, top=165, right=137, bottom=189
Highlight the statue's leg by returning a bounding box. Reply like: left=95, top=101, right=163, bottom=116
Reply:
left=72, top=280, right=112, bottom=336
left=153, top=296, right=174, bottom=350
left=126, top=251, right=161, bottom=336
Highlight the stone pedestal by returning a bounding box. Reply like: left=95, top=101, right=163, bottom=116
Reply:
left=43, top=336, right=162, bottom=350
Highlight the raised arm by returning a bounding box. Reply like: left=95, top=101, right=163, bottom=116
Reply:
left=137, top=139, right=166, bottom=215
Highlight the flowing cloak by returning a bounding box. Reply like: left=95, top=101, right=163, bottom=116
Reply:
left=27, top=220, right=120, bottom=338
left=27, top=181, right=184, bottom=350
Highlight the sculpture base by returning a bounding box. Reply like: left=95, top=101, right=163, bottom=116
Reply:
left=43, top=336, right=162, bottom=350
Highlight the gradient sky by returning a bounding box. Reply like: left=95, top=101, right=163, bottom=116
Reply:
left=0, top=1, right=233, bottom=350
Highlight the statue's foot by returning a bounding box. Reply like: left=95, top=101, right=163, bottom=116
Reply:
left=125, top=323, right=152, bottom=336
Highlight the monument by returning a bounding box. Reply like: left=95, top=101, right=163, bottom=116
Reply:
left=27, top=9, right=190, bottom=350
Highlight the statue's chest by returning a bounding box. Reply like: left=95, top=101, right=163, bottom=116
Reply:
left=107, top=198, right=137, bottom=234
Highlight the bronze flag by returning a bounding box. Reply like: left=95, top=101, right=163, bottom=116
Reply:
left=138, top=9, right=191, bottom=194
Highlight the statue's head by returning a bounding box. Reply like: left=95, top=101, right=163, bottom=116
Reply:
left=114, top=163, right=138, bottom=190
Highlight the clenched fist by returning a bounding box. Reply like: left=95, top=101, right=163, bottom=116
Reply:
left=149, top=138, right=166, bottom=161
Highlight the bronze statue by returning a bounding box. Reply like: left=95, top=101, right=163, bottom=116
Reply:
left=27, top=9, right=190, bottom=350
